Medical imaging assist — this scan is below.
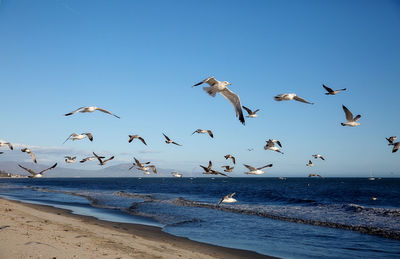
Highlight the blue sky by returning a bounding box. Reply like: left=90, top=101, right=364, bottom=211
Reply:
left=0, top=0, right=399, bottom=177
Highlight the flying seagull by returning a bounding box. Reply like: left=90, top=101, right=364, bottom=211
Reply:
left=64, top=106, right=120, bottom=118
left=129, top=157, right=155, bottom=174
left=65, top=156, right=77, bottom=163
left=80, top=156, right=103, bottom=163
left=306, top=160, right=315, bottom=167
left=244, top=164, right=273, bottom=175
left=224, top=154, right=236, bottom=164
left=386, top=136, right=397, bottom=145
left=93, top=152, right=114, bottom=166
left=389, top=142, right=400, bottom=153
left=274, top=93, right=314, bottom=105
left=0, top=141, right=13, bottom=150
left=192, top=129, right=214, bottom=138
left=63, top=133, right=93, bottom=144
left=322, top=84, right=346, bottom=95
left=163, top=133, right=182, bottom=146
left=128, top=135, right=147, bottom=145
left=264, top=140, right=284, bottom=154
left=217, top=192, right=237, bottom=206
left=21, top=148, right=37, bottom=163
left=18, top=163, right=57, bottom=178
left=200, top=161, right=228, bottom=177
left=312, top=154, right=325, bottom=160
left=341, top=105, right=361, bottom=127
left=308, top=173, right=323, bottom=178
left=221, top=165, right=234, bottom=173
left=193, top=76, right=245, bottom=125
left=242, top=106, right=260, bottom=118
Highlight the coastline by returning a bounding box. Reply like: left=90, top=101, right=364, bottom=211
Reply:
left=0, top=197, right=276, bottom=259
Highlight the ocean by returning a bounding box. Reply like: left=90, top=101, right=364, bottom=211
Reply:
left=0, top=177, right=399, bottom=258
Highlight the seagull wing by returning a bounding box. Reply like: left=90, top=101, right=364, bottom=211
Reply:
left=138, top=136, right=147, bottom=145
left=322, top=84, right=334, bottom=93
left=103, top=156, right=114, bottom=163
left=64, top=107, right=84, bottom=116
left=354, top=115, right=361, bottom=121
left=39, top=163, right=57, bottom=175
left=84, top=133, right=93, bottom=141
left=18, top=164, right=37, bottom=175
left=208, top=160, right=212, bottom=169
left=80, top=158, right=88, bottom=163
left=63, top=133, right=74, bottom=144
left=393, top=143, right=400, bottom=153
left=257, top=164, right=273, bottom=170
left=162, top=133, right=171, bottom=141
left=231, top=156, right=236, bottom=164
left=92, top=152, right=103, bottom=163
left=172, top=141, right=182, bottom=146
left=320, top=156, right=325, bottom=160
left=293, top=95, right=314, bottom=104
left=193, top=76, right=217, bottom=87
left=342, top=105, right=354, bottom=121
left=276, top=141, right=282, bottom=148
left=95, top=108, right=120, bottom=118
left=29, top=152, right=37, bottom=163
left=7, top=143, right=13, bottom=150
left=149, top=165, right=157, bottom=174
left=243, top=164, right=256, bottom=171
left=242, top=106, right=252, bottom=115
left=228, top=192, right=236, bottom=198
left=220, top=87, right=245, bottom=125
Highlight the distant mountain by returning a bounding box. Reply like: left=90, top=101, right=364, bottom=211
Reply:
left=0, top=161, right=181, bottom=178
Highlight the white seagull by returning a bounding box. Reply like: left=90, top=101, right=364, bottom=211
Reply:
left=21, top=148, right=37, bottom=163
left=312, top=154, right=325, bottom=160
left=192, top=129, right=214, bottom=138
left=128, top=135, right=147, bottom=145
left=264, top=140, right=284, bottom=154
left=322, top=84, right=346, bottom=95
left=63, top=133, right=93, bottom=144
left=80, top=156, right=101, bottom=163
left=217, top=193, right=237, bottom=206
left=244, top=164, right=273, bottom=175
left=64, top=106, right=120, bottom=118
left=0, top=141, right=13, bottom=150
left=274, top=93, right=314, bottom=105
left=386, top=136, right=397, bottom=145
left=306, top=160, right=315, bottom=167
left=242, top=106, right=260, bottom=118
left=221, top=165, right=234, bottom=173
left=163, top=133, right=182, bottom=146
left=93, top=152, right=114, bottom=166
left=341, top=105, right=361, bottom=127
left=65, top=156, right=77, bottom=163
left=193, top=76, right=245, bottom=125
left=18, top=163, right=57, bottom=178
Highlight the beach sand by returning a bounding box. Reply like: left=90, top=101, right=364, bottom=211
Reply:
left=0, top=198, right=274, bottom=259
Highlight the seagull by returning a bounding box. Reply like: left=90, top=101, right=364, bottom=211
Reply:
left=242, top=106, right=260, bottom=118
left=193, top=76, right=245, bottom=125
left=65, top=156, right=77, bottom=163
left=18, top=163, right=57, bottom=178
left=308, top=173, right=322, bottom=178
left=80, top=156, right=102, bottom=163
left=247, top=148, right=254, bottom=151
left=192, top=129, right=214, bottom=138
left=63, top=133, right=93, bottom=144
left=264, top=140, right=284, bottom=154
left=244, top=164, right=273, bottom=175
left=341, top=105, right=361, bottom=127
left=93, top=152, right=114, bottom=166
left=386, top=136, right=397, bottom=145
left=217, top=192, right=237, bottom=206
left=64, top=106, right=120, bottom=118
left=162, top=133, right=182, bottom=146
left=200, top=161, right=228, bottom=177
left=0, top=141, right=13, bottom=150
left=224, top=154, right=236, bottom=164
left=172, top=171, right=183, bottom=178
left=306, top=160, right=315, bottom=167
left=129, top=157, right=155, bottom=174
left=389, top=142, right=400, bottom=153
left=274, top=93, right=314, bottom=105
left=268, top=139, right=282, bottom=148
left=128, top=135, right=147, bottom=145
left=221, top=165, right=234, bottom=173
left=21, top=148, right=37, bottom=163
left=322, top=84, right=346, bottom=95
left=312, top=154, right=325, bottom=160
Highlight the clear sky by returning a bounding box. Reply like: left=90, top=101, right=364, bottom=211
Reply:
left=0, top=0, right=399, bottom=177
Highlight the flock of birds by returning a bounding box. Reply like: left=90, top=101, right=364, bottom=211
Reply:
left=0, top=76, right=398, bottom=205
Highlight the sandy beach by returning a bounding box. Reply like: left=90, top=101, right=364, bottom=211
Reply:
left=0, top=198, right=273, bottom=259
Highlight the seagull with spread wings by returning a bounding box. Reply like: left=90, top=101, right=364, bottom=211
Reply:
left=18, top=163, right=57, bottom=178
left=306, top=160, right=315, bottom=167
left=193, top=76, right=245, bottom=125
left=274, top=93, right=314, bottom=105
left=65, top=156, right=77, bottom=163
left=192, top=129, right=214, bottom=138
left=200, top=161, right=228, bottom=177
left=93, top=152, right=114, bottom=166
left=312, top=154, right=325, bottom=160
left=217, top=193, right=237, bottom=206
left=21, top=148, right=37, bottom=163
left=221, top=165, right=234, bottom=173
left=224, top=154, right=236, bottom=164
left=64, top=106, right=120, bottom=118
left=63, top=133, right=93, bottom=144
left=244, top=164, right=273, bottom=175
left=242, top=106, right=260, bottom=118
left=386, top=136, right=397, bottom=145
left=80, top=156, right=102, bottom=163
left=163, top=133, right=182, bottom=146
left=341, top=105, right=361, bottom=127
left=322, top=84, right=346, bottom=95
left=264, top=140, right=284, bottom=154
left=128, top=135, right=147, bottom=145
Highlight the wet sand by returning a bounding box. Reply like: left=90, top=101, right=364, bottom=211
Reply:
left=0, top=198, right=276, bottom=258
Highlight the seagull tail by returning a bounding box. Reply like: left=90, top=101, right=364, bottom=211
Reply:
left=203, top=87, right=217, bottom=97
left=341, top=123, right=345, bottom=126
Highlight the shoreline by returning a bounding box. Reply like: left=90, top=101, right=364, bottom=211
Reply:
left=0, top=197, right=276, bottom=259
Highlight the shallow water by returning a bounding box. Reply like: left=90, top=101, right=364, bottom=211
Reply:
left=1, top=177, right=399, bottom=258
